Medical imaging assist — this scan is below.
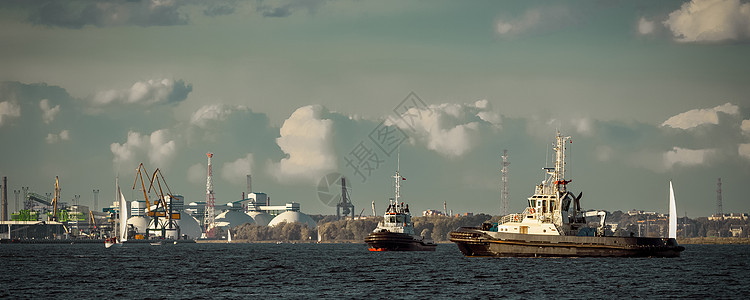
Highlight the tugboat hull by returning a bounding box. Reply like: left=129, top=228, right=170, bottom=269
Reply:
left=365, top=231, right=436, bottom=251
left=450, top=228, right=684, bottom=258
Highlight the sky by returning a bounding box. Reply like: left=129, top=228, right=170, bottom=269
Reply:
left=0, top=0, right=749, bottom=218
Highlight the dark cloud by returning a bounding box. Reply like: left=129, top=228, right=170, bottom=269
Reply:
left=255, top=0, right=328, bottom=18
left=13, top=0, right=189, bottom=28
left=203, top=1, right=239, bottom=17
left=167, top=80, right=193, bottom=104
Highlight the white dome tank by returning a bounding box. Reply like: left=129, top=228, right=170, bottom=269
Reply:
left=215, top=210, right=255, bottom=229
left=268, top=211, right=317, bottom=229
left=127, top=216, right=150, bottom=234
left=246, top=211, right=273, bottom=226
left=179, top=215, right=202, bottom=240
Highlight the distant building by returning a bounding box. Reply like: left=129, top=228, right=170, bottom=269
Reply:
left=422, top=209, right=447, bottom=217
left=708, top=213, right=749, bottom=221
left=729, top=225, right=744, bottom=237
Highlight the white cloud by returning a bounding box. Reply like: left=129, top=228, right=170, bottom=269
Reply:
left=662, top=102, right=739, bottom=129
left=110, top=129, right=177, bottom=169
left=663, top=147, right=713, bottom=169
left=187, top=163, right=206, bottom=185
left=572, top=118, right=593, bottom=136
left=388, top=101, right=499, bottom=157
left=495, top=6, right=572, bottom=36
left=222, top=153, right=254, bottom=185
left=148, top=129, right=176, bottom=167
left=741, top=119, right=750, bottom=135
left=39, top=99, right=61, bottom=124
left=190, top=104, right=241, bottom=128
left=46, top=129, right=70, bottom=144
left=638, top=17, right=656, bottom=35
left=0, top=101, right=21, bottom=127
left=739, top=143, right=750, bottom=160
left=94, top=78, right=191, bottom=105
left=474, top=100, right=502, bottom=127
left=270, top=105, right=337, bottom=183
left=663, top=0, right=750, bottom=42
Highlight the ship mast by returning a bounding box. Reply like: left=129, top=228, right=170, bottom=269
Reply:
left=393, top=149, right=401, bottom=204
left=553, top=131, right=571, bottom=192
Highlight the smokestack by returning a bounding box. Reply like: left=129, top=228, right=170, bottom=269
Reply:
left=2, top=176, right=7, bottom=221
left=246, top=175, right=252, bottom=196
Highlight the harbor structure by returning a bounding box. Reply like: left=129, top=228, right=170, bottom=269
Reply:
left=204, top=152, right=216, bottom=238
left=337, top=177, right=354, bottom=220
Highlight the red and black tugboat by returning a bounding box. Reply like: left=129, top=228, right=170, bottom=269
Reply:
left=365, top=153, right=436, bottom=252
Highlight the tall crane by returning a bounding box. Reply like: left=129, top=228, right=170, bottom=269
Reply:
left=133, top=163, right=180, bottom=238
left=337, top=177, right=354, bottom=220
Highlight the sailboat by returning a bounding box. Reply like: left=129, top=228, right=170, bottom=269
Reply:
left=669, top=181, right=677, bottom=239
left=106, top=177, right=128, bottom=248
left=227, top=229, right=232, bottom=243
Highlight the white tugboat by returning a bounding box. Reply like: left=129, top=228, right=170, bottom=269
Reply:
left=450, top=131, right=685, bottom=257
left=365, top=153, right=436, bottom=251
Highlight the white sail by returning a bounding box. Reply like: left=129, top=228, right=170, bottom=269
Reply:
left=227, top=229, right=232, bottom=243
left=669, top=181, right=677, bottom=239
left=119, top=179, right=128, bottom=243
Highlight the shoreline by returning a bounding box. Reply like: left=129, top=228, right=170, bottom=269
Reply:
left=678, top=237, right=750, bottom=245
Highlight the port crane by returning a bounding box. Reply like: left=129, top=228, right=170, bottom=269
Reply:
left=133, top=163, right=180, bottom=238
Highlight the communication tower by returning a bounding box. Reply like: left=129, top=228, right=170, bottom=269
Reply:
left=501, top=149, right=510, bottom=216
left=337, top=177, right=354, bottom=220
left=204, top=152, right=216, bottom=237
left=716, top=177, right=723, bottom=216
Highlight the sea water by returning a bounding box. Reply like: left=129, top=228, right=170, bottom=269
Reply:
left=1, top=243, right=748, bottom=299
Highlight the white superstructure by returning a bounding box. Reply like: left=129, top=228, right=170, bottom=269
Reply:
left=497, top=131, right=592, bottom=236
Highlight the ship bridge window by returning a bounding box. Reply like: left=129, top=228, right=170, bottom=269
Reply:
left=387, top=217, right=396, bottom=223
left=396, top=215, right=403, bottom=223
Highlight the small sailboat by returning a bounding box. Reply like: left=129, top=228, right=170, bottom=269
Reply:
left=106, top=177, right=128, bottom=248
left=227, top=229, right=232, bottom=243
left=669, top=181, right=677, bottom=239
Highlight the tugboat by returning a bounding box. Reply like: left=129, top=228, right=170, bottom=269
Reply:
left=450, top=131, right=685, bottom=257
left=365, top=153, right=436, bottom=251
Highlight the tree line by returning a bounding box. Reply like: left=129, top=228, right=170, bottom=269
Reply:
left=227, top=211, right=748, bottom=242
left=228, top=214, right=493, bottom=242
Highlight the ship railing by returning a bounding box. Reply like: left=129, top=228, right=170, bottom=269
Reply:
left=500, top=213, right=525, bottom=224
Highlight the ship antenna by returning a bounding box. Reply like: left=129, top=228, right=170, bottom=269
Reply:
left=394, top=146, right=401, bottom=204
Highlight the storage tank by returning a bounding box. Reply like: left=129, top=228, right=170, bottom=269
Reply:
left=127, top=216, right=150, bottom=234
left=268, top=211, right=317, bottom=228
left=179, top=215, right=202, bottom=240
left=214, top=210, right=255, bottom=229
left=246, top=211, right=273, bottom=226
